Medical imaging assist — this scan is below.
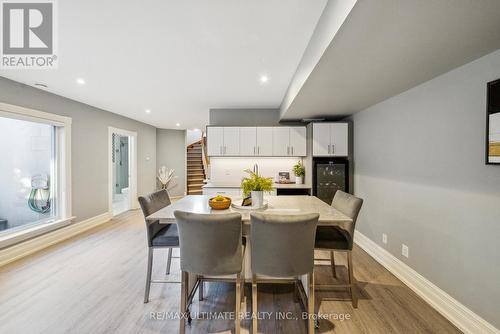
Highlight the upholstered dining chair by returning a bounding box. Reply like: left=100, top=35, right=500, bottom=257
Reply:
left=174, top=211, right=245, bottom=334
left=314, top=190, right=363, bottom=308
left=138, top=189, right=179, bottom=303
left=250, top=212, right=319, bottom=334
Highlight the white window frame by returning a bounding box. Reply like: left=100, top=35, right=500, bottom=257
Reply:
left=0, top=102, right=73, bottom=248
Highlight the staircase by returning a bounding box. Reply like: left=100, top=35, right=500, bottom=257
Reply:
left=186, top=141, right=206, bottom=194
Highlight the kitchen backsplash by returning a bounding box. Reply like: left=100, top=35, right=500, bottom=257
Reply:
left=209, top=157, right=303, bottom=184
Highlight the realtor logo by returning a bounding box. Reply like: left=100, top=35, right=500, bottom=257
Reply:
left=1, top=0, right=57, bottom=68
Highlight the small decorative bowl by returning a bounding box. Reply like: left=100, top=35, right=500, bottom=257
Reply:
left=209, top=196, right=232, bottom=210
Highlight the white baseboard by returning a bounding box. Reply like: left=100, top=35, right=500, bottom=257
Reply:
left=0, top=212, right=112, bottom=267
left=354, top=231, right=499, bottom=334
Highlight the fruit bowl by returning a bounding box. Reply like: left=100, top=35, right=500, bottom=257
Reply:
left=209, top=195, right=232, bottom=210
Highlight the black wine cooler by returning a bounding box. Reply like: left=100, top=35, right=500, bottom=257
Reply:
left=312, top=158, right=349, bottom=205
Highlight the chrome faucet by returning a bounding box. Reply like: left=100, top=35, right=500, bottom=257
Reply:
left=253, top=163, right=259, bottom=176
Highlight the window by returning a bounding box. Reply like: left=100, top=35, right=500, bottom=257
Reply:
left=0, top=103, right=71, bottom=246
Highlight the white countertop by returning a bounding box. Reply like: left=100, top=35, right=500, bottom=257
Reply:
left=147, top=195, right=352, bottom=225
left=203, top=182, right=312, bottom=189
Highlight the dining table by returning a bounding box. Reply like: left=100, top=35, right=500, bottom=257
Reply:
left=146, top=195, right=353, bottom=314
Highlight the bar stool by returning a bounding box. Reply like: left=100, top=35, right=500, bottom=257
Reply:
left=250, top=212, right=319, bottom=334
left=138, top=189, right=179, bottom=303
left=314, top=190, right=363, bottom=308
left=174, top=211, right=245, bottom=334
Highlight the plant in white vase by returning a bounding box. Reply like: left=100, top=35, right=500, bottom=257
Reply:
left=240, top=169, right=274, bottom=207
left=293, top=161, right=305, bottom=185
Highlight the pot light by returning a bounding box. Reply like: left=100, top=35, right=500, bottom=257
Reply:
left=76, top=78, right=86, bottom=85
left=259, top=75, right=269, bottom=84
left=193, top=128, right=200, bottom=131
left=145, top=109, right=151, bottom=114
left=176, top=123, right=180, bottom=127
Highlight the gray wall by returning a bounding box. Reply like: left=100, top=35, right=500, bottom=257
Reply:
left=156, top=129, right=186, bottom=197
left=209, top=108, right=281, bottom=126
left=0, top=77, right=157, bottom=222
left=350, top=49, right=500, bottom=327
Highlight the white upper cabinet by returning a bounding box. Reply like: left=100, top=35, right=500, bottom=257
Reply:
left=312, top=123, right=330, bottom=156
left=330, top=123, right=348, bottom=156
left=207, top=127, right=224, bottom=156
left=312, top=123, right=348, bottom=157
left=289, top=127, right=307, bottom=156
left=239, top=127, right=257, bottom=156
left=256, top=127, right=273, bottom=156
left=207, top=126, right=240, bottom=156
left=223, top=127, right=240, bottom=155
left=207, top=126, right=307, bottom=156
left=272, top=127, right=290, bottom=156
left=272, top=126, right=307, bottom=156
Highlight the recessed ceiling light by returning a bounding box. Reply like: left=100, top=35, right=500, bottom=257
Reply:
left=76, top=78, right=86, bottom=85
left=193, top=128, right=200, bottom=131
left=145, top=109, right=151, bottom=114
left=176, top=123, right=180, bottom=127
left=259, top=75, right=269, bottom=84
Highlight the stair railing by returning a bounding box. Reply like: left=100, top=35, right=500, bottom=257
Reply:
left=201, top=135, right=209, bottom=181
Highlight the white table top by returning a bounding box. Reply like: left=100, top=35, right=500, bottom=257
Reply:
left=147, top=195, right=352, bottom=225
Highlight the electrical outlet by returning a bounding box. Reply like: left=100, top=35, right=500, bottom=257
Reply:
left=402, top=244, right=409, bottom=258
left=382, top=233, right=388, bottom=244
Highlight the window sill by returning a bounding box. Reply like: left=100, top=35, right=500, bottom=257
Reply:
left=0, top=217, right=76, bottom=250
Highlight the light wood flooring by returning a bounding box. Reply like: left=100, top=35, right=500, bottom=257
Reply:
left=0, top=210, right=461, bottom=334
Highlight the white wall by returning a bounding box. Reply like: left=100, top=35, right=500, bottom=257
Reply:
left=0, top=117, right=52, bottom=227
left=156, top=129, right=186, bottom=197
left=351, top=49, right=500, bottom=328
left=210, top=157, right=303, bottom=184
left=186, top=129, right=202, bottom=146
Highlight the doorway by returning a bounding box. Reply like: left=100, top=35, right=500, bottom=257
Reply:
left=108, top=127, right=137, bottom=216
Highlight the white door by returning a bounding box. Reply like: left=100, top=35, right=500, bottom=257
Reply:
left=256, top=127, right=273, bottom=156
left=289, top=127, right=307, bottom=156
left=330, top=123, right=348, bottom=156
left=223, top=127, right=240, bottom=156
left=272, top=127, right=290, bottom=156
left=312, top=123, right=331, bottom=156
left=207, top=127, right=224, bottom=156
left=239, top=127, right=257, bottom=156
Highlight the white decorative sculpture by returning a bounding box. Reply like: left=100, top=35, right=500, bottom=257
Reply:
left=157, top=166, right=177, bottom=190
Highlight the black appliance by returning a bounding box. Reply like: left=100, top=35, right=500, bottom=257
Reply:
left=313, top=158, right=349, bottom=204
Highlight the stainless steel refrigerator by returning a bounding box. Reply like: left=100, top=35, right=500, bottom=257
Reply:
left=312, top=158, right=349, bottom=205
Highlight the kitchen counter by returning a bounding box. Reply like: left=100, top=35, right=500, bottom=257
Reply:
left=202, top=182, right=312, bottom=189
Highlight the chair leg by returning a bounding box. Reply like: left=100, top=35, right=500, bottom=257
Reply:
left=199, top=278, right=204, bottom=301
left=235, top=273, right=241, bottom=334
left=330, top=250, right=337, bottom=278
left=180, top=271, right=188, bottom=334
left=144, top=247, right=153, bottom=303
left=252, top=274, right=258, bottom=334
left=308, top=272, right=315, bottom=334
left=347, top=251, right=358, bottom=308
left=166, top=248, right=172, bottom=275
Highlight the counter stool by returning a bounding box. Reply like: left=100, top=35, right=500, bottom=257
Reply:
left=314, top=190, right=363, bottom=308
left=174, top=211, right=245, bottom=334
left=250, top=212, right=319, bottom=334
left=138, top=189, right=180, bottom=303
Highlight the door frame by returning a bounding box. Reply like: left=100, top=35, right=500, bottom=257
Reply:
left=108, top=127, right=138, bottom=216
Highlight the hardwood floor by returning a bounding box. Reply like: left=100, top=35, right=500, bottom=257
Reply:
left=0, top=210, right=460, bottom=334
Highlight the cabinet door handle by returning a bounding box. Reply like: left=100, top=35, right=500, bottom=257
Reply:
left=287, top=146, right=289, bottom=155
left=328, top=144, right=331, bottom=154
left=291, top=146, right=294, bottom=155
left=253, top=146, right=256, bottom=155
left=224, top=146, right=227, bottom=154
left=258, top=146, right=260, bottom=154
left=220, top=146, right=222, bottom=155
left=331, top=144, right=334, bottom=155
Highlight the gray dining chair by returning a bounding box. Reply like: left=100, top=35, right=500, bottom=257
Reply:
left=138, top=189, right=179, bottom=303
left=250, top=212, right=319, bottom=334
left=174, top=211, right=245, bottom=334
left=314, top=190, right=363, bottom=308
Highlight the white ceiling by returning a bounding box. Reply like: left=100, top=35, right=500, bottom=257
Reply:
left=0, top=0, right=327, bottom=129
left=281, top=0, right=500, bottom=120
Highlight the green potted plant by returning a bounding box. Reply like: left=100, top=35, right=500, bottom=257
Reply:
left=240, top=169, right=274, bottom=207
left=293, top=161, right=305, bottom=184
